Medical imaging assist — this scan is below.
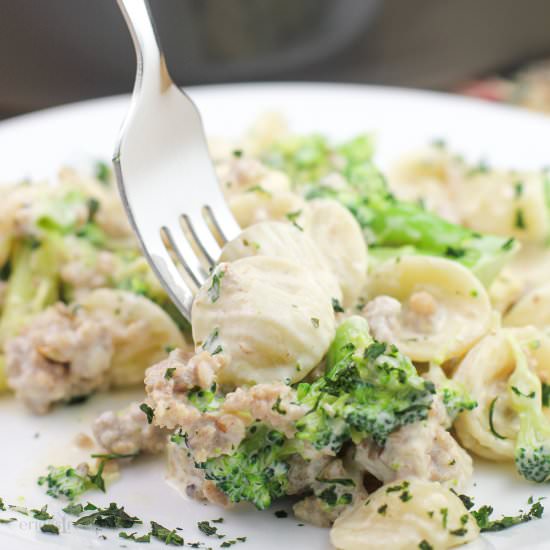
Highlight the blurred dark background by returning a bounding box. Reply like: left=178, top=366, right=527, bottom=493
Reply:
left=2, top=0, right=550, bottom=118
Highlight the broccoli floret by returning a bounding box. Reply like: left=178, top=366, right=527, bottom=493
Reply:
left=37, top=465, right=95, bottom=500
left=262, top=134, right=518, bottom=286
left=198, top=423, right=289, bottom=510
left=425, top=364, right=477, bottom=424
left=294, top=316, right=435, bottom=451
left=441, top=383, right=478, bottom=422
left=507, top=335, right=550, bottom=482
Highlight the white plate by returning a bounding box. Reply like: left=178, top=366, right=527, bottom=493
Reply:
left=1, top=83, right=550, bottom=550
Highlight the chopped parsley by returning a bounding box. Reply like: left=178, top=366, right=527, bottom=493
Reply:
left=73, top=502, right=142, bottom=529
left=91, top=452, right=138, bottom=461
left=488, top=397, right=507, bottom=440
left=0, top=518, right=16, bottom=524
left=310, top=317, right=320, bottom=328
left=246, top=185, right=272, bottom=197
left=86, top=197, right=100, bottom=223
left=232, top=149, right=243, bottom=158
left=542, top=383, right=550, bottom=407
left=510, top=386, right=535, bottom=399
left=501, top=237, right=516, bottom=251
left=40, top=523, right=60, bottom=535
left=207, top=268, right=225, bottom=303
left=418, top=541, right=433, bottom=550
left=400, top=490, right=412, bottom=502
left=271, top=397, right=286, bottom=415
left=197, top=520, right=224, bottom=538
left=119, top=531, right=151, bottom=542
left=445, top=246, right=466, bottom=259
left=150, top=521, right=184, bottom=546
left=94, top=161, right=111, bottom=185
left=202, top=327, right=222, bottom=355
left=139, top=403, right=155, bottom=424
left=377, top=504, right=388, bottom=515
left=471, top=500, right=544, bottom=532
left=62, top=503, right=84, bottom=516
left=285, top=210, right=303, bottom=231
left=164, top=367, right=176, bottom=380
left=331, top=298, right=344, bottom=313
left=31, top=505, right=53, bottom=520
left=440, top=508, right=448, bottom=528
left=515, top=208, right=526, bottom=230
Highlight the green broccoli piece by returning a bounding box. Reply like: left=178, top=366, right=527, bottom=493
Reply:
left=425, top=364, right=477, bottom=424
left=0, top=355, right=8, bottom=393
left=508, top=335, right=550, bottom=482
left=197, top=423, right=289, bottom=510
left=187, top=384, right=222, bottom=413
left=294, top=316, right=435, bottom=451
left=263, top=134, right=518, bottom=286
left=0, top=238, right=59, bottom=345
left=37, top=465, right=95, bottom=500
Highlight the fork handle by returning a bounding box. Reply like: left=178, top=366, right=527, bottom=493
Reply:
left=116, top=0, right=173, bottom=95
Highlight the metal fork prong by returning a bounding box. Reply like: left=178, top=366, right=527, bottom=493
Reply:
left=162, top=223, right=205, bottom=288
left=203, top=204, right=241, bottom=245
left=147, top=246, right=195, bottom=315
left=182, top=213, right=221, bottom=266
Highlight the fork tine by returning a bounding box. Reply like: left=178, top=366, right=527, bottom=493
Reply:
left=142, top=236, right=195, bottom=316
left=182, top=213, right=220, bottom=267
left=203, top=203, right=241, bottom=245
left=162, top=223, right=206, bottom=288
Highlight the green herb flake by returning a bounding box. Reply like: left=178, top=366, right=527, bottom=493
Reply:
left=488, top=397, right=507, bottom=440
left=31, top=505, right=53, bottom=521
left=274, top=510, right=288, bottom=518
left=400, top=490, right=412, bottom=502
left=311, top=317, right=320, bottom=328
left=95, top=161, right=111, bottom=185
left=73, top=502, right=142, bottom=529
left=440, top=508, right=448, bottom=529
left=332, top=298, right=344, bottom=313
left=272, top=397, right=286, bottom=415
left=0, top=518, right=17, bottom=524
left=91, top=452, right=138, bottom=461
left=377, top=504, right=388, bottom=515
left=0, top=498, right=5, bottom=511
left=150, top=521, right=184, bottom=546
left=62, top=503, right=84, bottom=516
left=502, top=237, right=516, bottom=251
left=164, top=367, right=176, bottom=380
left=40, top=523, right=60, bottom=535
left=140, top=403, right=155, bottom=424
left=285, top=210, right=303, bottom=231
left=510, top=386, right=535, bottom=399
left=418, top=541, right=433, bottom=550
left=472, top=500, right=544, bottom=532
left=515, top=208, right=526, bottom=230
left=119, top=531, right=151, bottom=543
left=449, top=528, right=468, bottom=537
left=246, top=185, right=272, bottom=197
left=207, top=268, right=225, bottom=303
left=514, top=181, right=524, bottom=198
left=542, top=383, right=550, bottom=407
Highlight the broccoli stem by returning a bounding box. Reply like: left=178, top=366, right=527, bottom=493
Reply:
left=508, top=335, right=550, bottom=482
left=0, top=355, right=8, bottom=393
left=0, top=239, right=59, bottom=346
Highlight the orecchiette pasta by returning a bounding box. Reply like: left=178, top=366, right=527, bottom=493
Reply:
left=330, top=478, right=479, bottom=550
left=364, top=256, right=491, bottom=363
left=488, top=269, right=525, bottom=314
left=219, top=221, right=342, bottom=302
left=303, top=199, right=368, bottom=308
left=191, top=256, right=335, bottom=386
left=504, top=282, right=550, bottom=329
left=78, top=289, right=186, bottom=387
left=453, top=327, right=550, bottom=460
left=454, top=171, right=550, bottom=244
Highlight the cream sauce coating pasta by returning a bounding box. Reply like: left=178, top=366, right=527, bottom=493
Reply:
left=330, top=478, right=479, bottom=550
left=78, top=288, right=186, bottom=387
left=192, top=256, right=336, bottom=386
left=364, top=256, right=491, bottom=363
left=453, top=327, right=550, bottom=461
left=303, top=199, right=368, bottom=308
left=219, top=221, right=342, bottom=302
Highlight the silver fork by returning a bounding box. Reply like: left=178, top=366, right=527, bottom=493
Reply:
left=113, top=0, right=240, bottom=321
